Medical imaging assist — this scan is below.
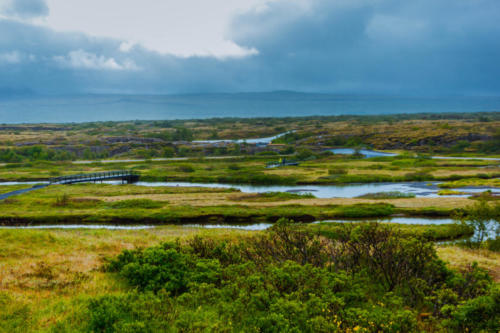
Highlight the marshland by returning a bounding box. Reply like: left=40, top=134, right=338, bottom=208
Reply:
left=0, top=113, right=499, bottom=332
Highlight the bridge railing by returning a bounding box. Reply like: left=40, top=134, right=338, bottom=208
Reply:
left=49, top=170, right=139, bottom=184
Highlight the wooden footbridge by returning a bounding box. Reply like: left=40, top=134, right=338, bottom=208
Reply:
left=0, top=171, right=140, bottom=201
left=49, top=170, right=140, bottom=185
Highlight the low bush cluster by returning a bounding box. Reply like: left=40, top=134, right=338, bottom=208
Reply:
left=71, top=221, right=498, bottom=332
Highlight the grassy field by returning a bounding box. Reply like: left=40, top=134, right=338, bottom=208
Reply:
left=0, top=182, right=490, bottom=224
left=0, top=225, right=497, bottom=332
left=0, top=154, right=498, bottom=186
left=0, top=226, right=249, bottom=332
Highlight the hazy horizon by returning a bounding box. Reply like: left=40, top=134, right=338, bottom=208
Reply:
left=1, top=92, right=499, bottom=124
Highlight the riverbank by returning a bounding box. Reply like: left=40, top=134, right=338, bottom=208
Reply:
left=0, top=183, right=492, bottom=226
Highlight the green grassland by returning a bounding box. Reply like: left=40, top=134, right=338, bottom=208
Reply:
left=0, top=154, right=498, bottom=186
left=0, top=222, right=498, bottom=332
left=1, top=182, right=496, bottom=225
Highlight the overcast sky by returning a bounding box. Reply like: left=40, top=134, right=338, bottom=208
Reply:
left=0, top=0, right=499, bottom=95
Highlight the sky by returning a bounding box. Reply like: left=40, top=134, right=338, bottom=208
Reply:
left=0, top=0, right=499, bottom=96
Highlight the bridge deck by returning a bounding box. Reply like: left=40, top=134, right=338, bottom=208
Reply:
left=50, top=170, right=139, bottom=185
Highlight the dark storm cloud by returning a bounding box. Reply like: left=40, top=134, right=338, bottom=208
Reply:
left=0, top=0, right=499, bottom=95
left=228, top=0, right=500, bottom=94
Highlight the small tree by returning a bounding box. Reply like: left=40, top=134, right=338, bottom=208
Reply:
left=463, top=201, right=498, bottom=245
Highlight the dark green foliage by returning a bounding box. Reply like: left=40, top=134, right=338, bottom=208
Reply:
left=486, top=237, right=500, bottom=252
left=107, top=243, right=220, bottom=294
left=295, top=148, right=315, bottom=160
left=227, top=163, right=241, bottom=170
left=311, top=222, right=474, bottom=242
left=272, top=131, right=311, bottom=144
left=442, top=286, right=500, bottom=332
left=86, top=292, right=174, bottom=333
left=459, top=201, right=500, bottom=246
left=86, top=221, right=497, bottom=332
left=175, top=164, right=195, bottom=173
left=0, top=146, right=76, bottom=162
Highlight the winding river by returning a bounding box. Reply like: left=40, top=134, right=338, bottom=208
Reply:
left=1, top=180, right=498, bottom=199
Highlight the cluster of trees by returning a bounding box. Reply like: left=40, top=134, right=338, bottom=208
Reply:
left=0, top=146, right=75, bottom=162
left=67, top=221, right=499, bottom=332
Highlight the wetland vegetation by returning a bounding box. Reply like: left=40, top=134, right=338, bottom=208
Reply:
left=0, top=113, right=498, bottom=332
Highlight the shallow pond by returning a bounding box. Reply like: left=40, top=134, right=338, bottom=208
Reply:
left=328, top=148, right=397, bottom=158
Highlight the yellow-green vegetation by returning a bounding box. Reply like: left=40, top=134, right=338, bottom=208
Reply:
left=438, top=246, right=500, bottom=282
left=0, top=183, right=487, bottom=224
left=0, top=184, right=31, bottom=194
left=0, top=226, right=251, bottom=332
left=0, top=183, right=398, bottom=224
left=439, top=177, right=500, bottom=189
left=0, top=154, right=498, bottom=186
left=1, top=222, right=497, bottom=332
left=438, top=189, right=467, bottom=196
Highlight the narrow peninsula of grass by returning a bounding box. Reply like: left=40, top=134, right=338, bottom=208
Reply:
left=356, top=191, right=416, bottom=199
left=230, top=191, right=315, bottom=202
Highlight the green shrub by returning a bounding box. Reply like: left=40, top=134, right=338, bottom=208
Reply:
left=86, top=292, right=173, bottom=332
left=83, top=221, right=495, bottom=332
left=53, top=193, right=71, bottom=207
left=175, top=164, right=195, bottom=173
left=227, top=164, right=241, bottom=170
left=295, top=148, right=315, bottom=161
left=442, top=286, right=500, bottom=332
left=107, top=243, right=221, bottom=294
left=256, top=151, right=279, bottom=156
left=486, top=237, right=500, bottom=252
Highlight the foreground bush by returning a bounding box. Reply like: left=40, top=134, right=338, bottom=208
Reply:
left=75, top=221, right=498, bottom=332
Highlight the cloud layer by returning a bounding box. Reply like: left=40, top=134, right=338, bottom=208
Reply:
left=0, top=0, right=48, bottom=19
left=0, top=0, right=499, bottom=95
